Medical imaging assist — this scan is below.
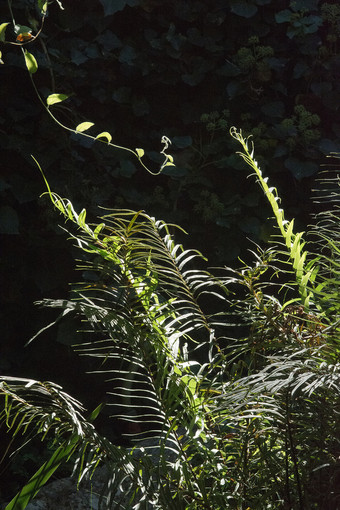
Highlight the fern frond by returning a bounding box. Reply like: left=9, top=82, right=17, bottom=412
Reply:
left=230, top=127, right=318, bottom=308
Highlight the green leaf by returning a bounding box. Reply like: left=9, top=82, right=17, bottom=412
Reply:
left=15, top=24, right=33, bottom=35
left=285, top=220, right=295, bottom=247
left=0, top=206, right=19, bottom=234
left=275, top=10, right=292, bottom=23
left=24, top=50, right=38, bottom=74
left=77, top=208, right=87, bottom=228
left=0, top=22, right=9, bottom=42
left=89, top=403, right=104, bottom=422
left=230, top=0, right=258, bottom=18
left=172, top=136, right=192, bottom=149
left=285, top=157, right=319, bottom=180
left=75, top=122, right=94, bottom=133
left=38, top=0, right=48, bottom=14
left=99, top=0, right=128, bottom=16
left=96, top=131, right=112, bottom=143
left=162, top=165, right=187, bottom=177
left=46, top=93, right=69, bottom=106
left=136, top=148, right=144, bottom=158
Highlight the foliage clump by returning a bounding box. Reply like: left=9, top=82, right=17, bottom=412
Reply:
left=1, top=131, right=340, bottom=510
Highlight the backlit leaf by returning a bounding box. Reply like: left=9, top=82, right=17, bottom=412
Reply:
left=38, top=0, right=48, bottom=14
left=46, top=93, right=69, bottom=106
left=136, top=148, right=144, bottom=158
left=0, top=22, right=9, bottom=42
left=75, top=122, right=95, bottom=133
left=96, top=132, right=112, bottom=143
left=24, top=50, right=38, bottom=74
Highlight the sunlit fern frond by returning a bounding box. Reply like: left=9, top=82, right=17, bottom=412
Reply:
left=31, top=202, right=226, bottom=451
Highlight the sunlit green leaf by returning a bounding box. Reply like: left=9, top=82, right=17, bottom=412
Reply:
left=0, top=22, right=9, bottom=42
left=46, top=93, right=69, bottom=106
left=38, top=0, right=48, bottom=14
left=96, top=131, right=112, bottom=143
left=75, top=122, right=94, bottom=133
left=24, top=50, right=38, bottom=74
left=136, top=148, right=144, bottom=158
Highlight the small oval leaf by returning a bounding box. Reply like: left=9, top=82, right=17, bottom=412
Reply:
left=96, top=131, right=112, bottom=143
left=0, top=22, right=9, bottom=42
left=75, top=122, right=94, bottom=133
left=46, top=93, right=69, bottom=106
left=15, top=24, right=33, bottom=35
left=136, top=148, right=144, bottom=158
left=24, top=50, right=38, bottom=74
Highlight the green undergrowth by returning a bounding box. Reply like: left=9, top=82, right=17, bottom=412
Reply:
left=1, top=132, right=340, bottom=509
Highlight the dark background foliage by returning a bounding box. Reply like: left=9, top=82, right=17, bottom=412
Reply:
left=1, top=0, right=339, bottom=497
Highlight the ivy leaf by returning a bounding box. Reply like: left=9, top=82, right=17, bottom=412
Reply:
left=46, top=93, right=69, bottom=106
left=275, top=10, right=292, bottom=23
left=162, top=165, right=187, bottom=177
left=119, top=45, right=137, bottom=65
left=293, top=0, right=319, bottom=10
left=75, top=122, right=94, bottom=133
left=285, top=157, right=318, bottom=180
left=0, top=22, right=9, bottom=42
left=0, top=206, right=19, bottom=234
left=99, top=0, right=139, bottom=16
left=99, top=0, right=127, bottom=16
left=15, top=24, right=33, bottom=35
left=135, top=148, right=144, bottom=158
left=96, top=132, right=112, bottom=143
left=317, top=138, right=340, bottom=155
left=24, top=50, right=38, bottom=74
left=172, top=136, right=192, bottom=148
left=230, top=0, right=258, bottom=18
